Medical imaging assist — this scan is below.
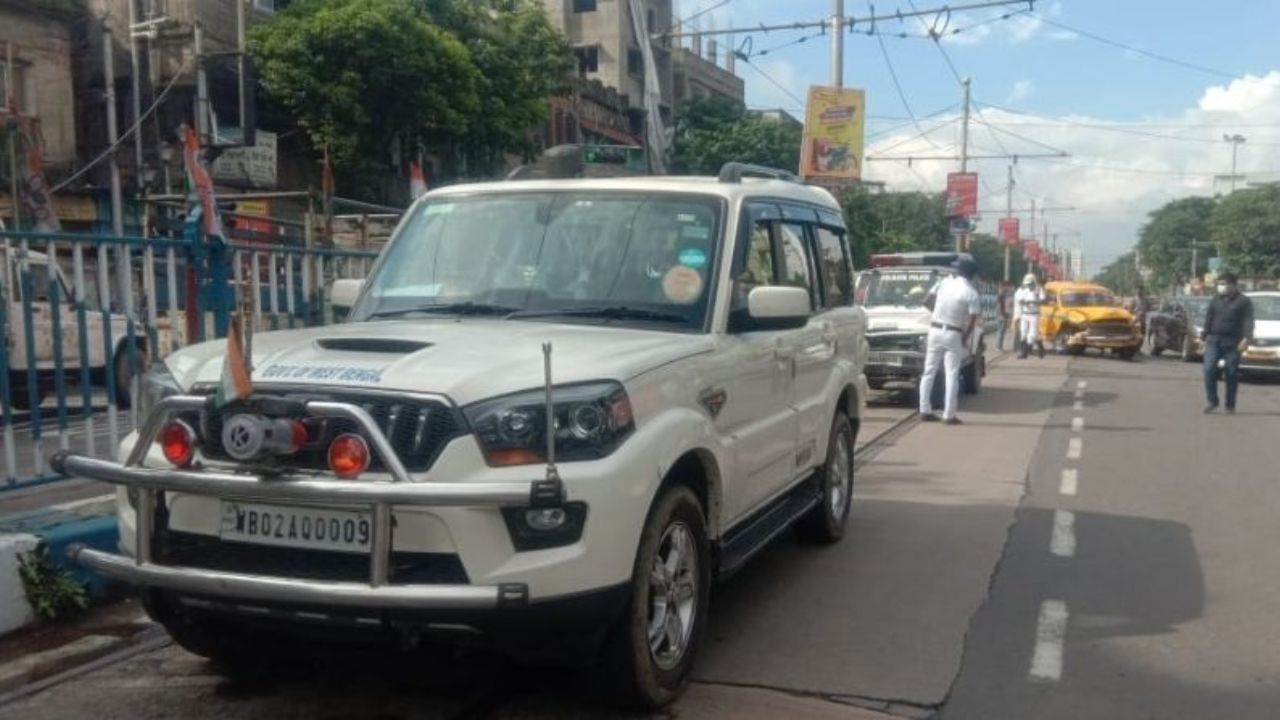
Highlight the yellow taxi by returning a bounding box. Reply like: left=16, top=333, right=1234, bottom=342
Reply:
left=1039, top=281, right=1143, bottom=359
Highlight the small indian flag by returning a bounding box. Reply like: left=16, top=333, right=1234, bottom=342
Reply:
left=214, top=314, right=253, bottom=408
left=409, top=161, right=428, bottom=199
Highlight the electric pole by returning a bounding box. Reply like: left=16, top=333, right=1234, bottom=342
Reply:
left=1004, top=163, right=1014, bottom=282
left=1224, top=134, right=1246, bottom=193
left=830, top=0, right=844, bottom=88
left=956, top=77, right=971, bottom=253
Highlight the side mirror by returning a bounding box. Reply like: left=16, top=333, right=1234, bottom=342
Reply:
left=329, top=278, right=365, bottom=311
left=742, top=286, right=810, bottom=330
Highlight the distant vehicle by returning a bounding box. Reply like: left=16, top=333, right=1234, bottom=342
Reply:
left=1, top=246, right=178, bottom=410
left=1145, top=296, right=1211, bottom=361
left=855, top=252, right=987, bottom=403
left=1039, top=281, right=1143, bottom=359
left=1241, top=291, right=1280, bottom=376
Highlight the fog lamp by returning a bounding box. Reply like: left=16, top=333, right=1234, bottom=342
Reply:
left=524, top=507, right=568, bottom=531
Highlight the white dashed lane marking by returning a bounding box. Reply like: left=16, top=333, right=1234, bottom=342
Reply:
left=1072, top=400, right=1083, bottom=411
left=1067, top=437, right=1083, bottom=460
left=1050, top=510, right=1076, bottom=557
left=1076, top=380, right=1087, bottom=389
left=1059, top=468, right=1078, bottom=496
left=1030, top=600, right=1070, bottom=682
left=1071, top=417, right=1084, bottom=432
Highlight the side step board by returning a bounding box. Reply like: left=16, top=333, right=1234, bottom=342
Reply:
left=717, top=477, right=822, bottom=579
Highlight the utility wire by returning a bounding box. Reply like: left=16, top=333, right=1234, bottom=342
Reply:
left=735, top=54, right=806, bottom=107
left=977, top=101, right=1280, bottom=147
left=51, top=58, right=192, bottom=193
left=1031, top=14, right=1248, bottom=81
left=869, top=0, right=944, bottom=151
left=673, top=0, right=734, bottom=31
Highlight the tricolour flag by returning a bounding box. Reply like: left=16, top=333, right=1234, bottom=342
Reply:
left=214, top=314, right=253, bottom=408
left=409, top=161, right=428, bottom=199
left=182, top=126, right=226, bottom=240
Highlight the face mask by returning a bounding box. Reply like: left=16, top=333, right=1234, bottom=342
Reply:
left=1217, top=284, right=1229, bottom=294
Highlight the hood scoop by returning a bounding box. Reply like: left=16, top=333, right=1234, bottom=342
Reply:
left=315, top=338, right=433, bottom=353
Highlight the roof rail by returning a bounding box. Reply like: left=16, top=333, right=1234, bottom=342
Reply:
left=718, top=162, right=798, bottom=184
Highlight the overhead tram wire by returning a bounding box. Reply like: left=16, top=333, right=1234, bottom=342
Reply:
left=868, top=0, right=944, bottom=151
left=1030, top=14, right=1250, bottom=82
left=976, top=101, right=1280, bottom=148
left=735, top=54, right=806, bottom=108
left=673, top=0, right=735, bottom=32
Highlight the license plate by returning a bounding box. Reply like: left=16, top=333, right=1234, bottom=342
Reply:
left=219, top=502, right=372, bottom=553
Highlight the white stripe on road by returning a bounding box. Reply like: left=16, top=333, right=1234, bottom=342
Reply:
left=1072, top=400, right=1084, bottom=411
left=1071, top=417, right=1084, bottom=432
left=1076, top=380, right=1087, bottom=389
left=1050, top=510, right=1076, bottom=557
left=1067, top=437, right=1083, bottom=460
left=1059, top=468, right=1078, bottom=496
left=1030, top=600, right=1069, bottom=682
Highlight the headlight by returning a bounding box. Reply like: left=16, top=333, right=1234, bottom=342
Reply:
left=138, top=362, right=184, bottom=421
left=464, top=382, right=634, bottom=467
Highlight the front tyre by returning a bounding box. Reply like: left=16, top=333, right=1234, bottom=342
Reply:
left=797, top=412, right=855, bottom=544
left=605, top=485, right=710, bottom=709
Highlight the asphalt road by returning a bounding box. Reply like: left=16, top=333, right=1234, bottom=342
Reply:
left=8, top=351, right=1278, bottom=718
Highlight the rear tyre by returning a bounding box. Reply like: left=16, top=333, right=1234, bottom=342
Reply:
left=962, top=355, right=983, bottom=395
left=797, top=412, right=855, bottom=544
left=6, top=373, right=45, bottom=411
left=112, top=343, right=149, bottom=409
left=604, top=485, right=710, bottom=710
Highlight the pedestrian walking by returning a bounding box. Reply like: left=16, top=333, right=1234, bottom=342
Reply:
left=919, top=258, right=983, bottom=425
left=1013, top=273, right=1045, bottom=359
left=996, top=280, right=1012, bottom=352
left=1201, top=273, right=1253, bottom=414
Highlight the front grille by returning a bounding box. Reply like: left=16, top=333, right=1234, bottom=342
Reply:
left=1087, top=321, right=1134, bottom=338
left=868, top=334, right=921, bottom=351
left=156, top=530, right=469, bottom=585
left=182, top=389, right=466, bottom=473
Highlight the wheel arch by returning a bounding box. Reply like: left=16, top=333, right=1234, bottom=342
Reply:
left=656, top=448, right=724, bottom=540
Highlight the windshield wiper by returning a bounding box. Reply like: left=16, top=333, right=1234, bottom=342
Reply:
left=507, top=305, right=689, bottom=324
left=366, top=302, right=520, bottom=319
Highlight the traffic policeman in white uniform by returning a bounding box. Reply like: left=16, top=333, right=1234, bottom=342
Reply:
left=1013, top=273, right=1046, bottom=359
left=919, top=258, right=983, bottom=425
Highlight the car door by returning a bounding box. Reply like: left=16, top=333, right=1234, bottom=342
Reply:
left=714, top=201, right=803, bottom=520
left=809, top=216, right=862, bottom=468
left=777, top=206, right=835, bottom=474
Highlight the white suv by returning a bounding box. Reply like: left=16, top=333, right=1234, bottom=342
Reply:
left=57, top=164, right=868, bottom=708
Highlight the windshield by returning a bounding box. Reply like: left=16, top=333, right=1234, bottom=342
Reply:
left=350, top=192, right=722, bottom=331
left=1180, top=297, right=1211, bottom=324
left=1061, top=291, right=1117, bottom=307
left=1251, top=295, right=1280, bottom=321
left=855, top=270, right=939, bottom=308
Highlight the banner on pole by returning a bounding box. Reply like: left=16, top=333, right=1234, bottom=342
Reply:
left=997, top=217, right=1020, bottom=246
left=1024, top=239, right=1040, bottom=263
left=946, top=172, right=979, bottom=218
left=800, top=86, right=866, bottom=181
left=15, top=116, right=61, bottom=232
left=183, top=125, right=226, bottom=240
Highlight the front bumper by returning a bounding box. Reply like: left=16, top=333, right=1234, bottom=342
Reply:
left=865, top=349, right=925, bottom=387
left=1069, top=330, right=1142, bottom=349
left=1241, top=348, right=1280, bottom=371
left=55, top=395, right=575, bottom=612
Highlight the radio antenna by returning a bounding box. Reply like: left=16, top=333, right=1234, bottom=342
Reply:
left=542, top=342, right=560, bottom=480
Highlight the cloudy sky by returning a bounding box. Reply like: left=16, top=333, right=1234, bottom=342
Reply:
left=674, top=0, right=1280, bottom=275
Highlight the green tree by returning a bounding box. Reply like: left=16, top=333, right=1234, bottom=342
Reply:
left=968, top=233, right=1026, bottom=284
left=1136, top=196, right=1216, bottom=289
left=1094, top=252, right=1141, bottom=295
left=1211, top=184, right=1280, bottom=279
left=838, top=185, right=951, bottom=266
left=671, top=97, right=803, bottom=175
left=250, top=0, right=570, bottom=193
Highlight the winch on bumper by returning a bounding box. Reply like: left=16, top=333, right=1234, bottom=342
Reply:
left=53, top=393, right=619, bottom=617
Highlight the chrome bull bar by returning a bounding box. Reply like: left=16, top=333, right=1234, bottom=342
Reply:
left=52, top=394, right=564, bottom=608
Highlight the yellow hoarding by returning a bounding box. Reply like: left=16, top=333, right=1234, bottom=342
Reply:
left=800, top=86, right=866, bottom=181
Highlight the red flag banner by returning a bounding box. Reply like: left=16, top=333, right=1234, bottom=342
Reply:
left=997, top=217, right=1020, bottom=246
left=946, top=172, right=979, bottom=218
left=15, top=117, right=60, bottom=232
left=1024, top=239, right=1040, bottom=263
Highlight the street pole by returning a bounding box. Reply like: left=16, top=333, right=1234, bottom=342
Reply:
left=1028, top=197, right=1036, bottom=275
left=104, top=28, right=129, bottom=316
left=1191, top=244, right=1197, bottom=284
left=128, top=0, right=144, bottom=181
left=1224, top=134, right=1246, bottom=194
left=1003, top=163, right=1013, bottom=282
left=194, top=22, right=209, bottom=143
left=957, top=78, right=971, bottom=253
left=5, top=41, right=18, bottom=232
left=237, top=0, right=247, bottom=130
left=830, top=0, right=844, bottom=88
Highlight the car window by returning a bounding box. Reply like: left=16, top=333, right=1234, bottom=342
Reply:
left=815, top=226, right=852, bottom=308
left=778, top=222, right=815, bottom=310
left=731, top=218, right=778, bottom=313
